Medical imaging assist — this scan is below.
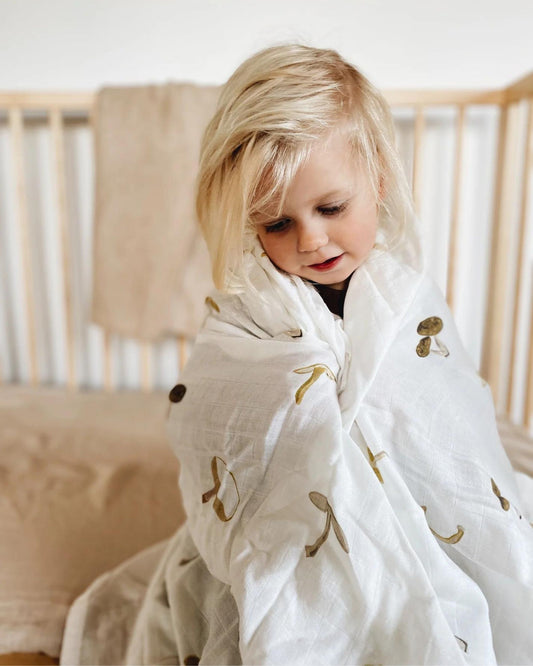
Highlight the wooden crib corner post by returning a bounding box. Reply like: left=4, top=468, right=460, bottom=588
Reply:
left=505, top=98, right=533, bottom=421
left=480, top=102, right=511, bottom=408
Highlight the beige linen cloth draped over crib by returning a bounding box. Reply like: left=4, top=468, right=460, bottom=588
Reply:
left=91, top=83, right=219, bottom=341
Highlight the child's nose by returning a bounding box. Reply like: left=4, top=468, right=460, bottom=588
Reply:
left=297, top=221, right=328, bottom=253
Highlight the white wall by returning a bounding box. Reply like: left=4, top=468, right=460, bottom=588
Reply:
left=1, top=0, right=532, bottom=91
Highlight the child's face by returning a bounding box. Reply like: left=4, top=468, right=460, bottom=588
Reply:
left=254, top=131, right=379, bottom=290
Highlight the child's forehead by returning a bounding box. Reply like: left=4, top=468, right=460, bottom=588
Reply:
left=249, top=130, right=368, bottom=219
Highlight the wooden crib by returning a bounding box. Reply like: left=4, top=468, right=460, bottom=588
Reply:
left=0, top=72, right=532, bottom=664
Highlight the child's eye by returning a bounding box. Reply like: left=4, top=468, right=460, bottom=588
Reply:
left=317, top=202, right=347, bottom=216
left=264, top=218, right=291, bottom=233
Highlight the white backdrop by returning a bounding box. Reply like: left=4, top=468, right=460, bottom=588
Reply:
left=1, top=0, right=532, bottom=90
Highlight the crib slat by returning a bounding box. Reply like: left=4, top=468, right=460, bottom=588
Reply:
left=89, top=103, right=117, bottom=394
left=50, top=108, right=77, bottom=390
left=9, top=107, right=39, bottom=385
left=103, top=329, right=113, bottom=391
left=504, top=72, right=533, bottom=105
left=141, top=342, right=152, bottom=392
left=178, top=336, right=187, bottom=373
left=506, top=100, right=533, bottom=419
left=0, top=89, right=506, bottom=111
left=385, top=89, right=504, bottom=106
left=411, top=106, right=425, bottom=214
left=446, top=105, right=466, bottom=309
left=526, top=287, right=533, bottom=429
left=482, top=104, right=521, bottom=408
left=0, top=92, right=94, bottom=110
left=481, top=105, right=509, bottom=399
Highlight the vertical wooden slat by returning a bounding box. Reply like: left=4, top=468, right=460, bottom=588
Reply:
left=412, top=106, right=425, bottom=214
left=9, top=107, right=39, bottom=385
left=140, top=341, right=152, bottom=392
left=526, top=280, right=533, bottom=429
left=103, top=329, right=113, bottom=391
left=446, top=105, right=466, bottom=309
left=481, top=104, right=512, bottom=403
left=50, top=107, right=77, bottom=390
left=178, top=336, right=187, bottom=373
left=506, top=99, right=533, bottom=417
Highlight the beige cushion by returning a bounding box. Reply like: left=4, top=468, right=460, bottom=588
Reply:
left=0, top=385, right=185, bottom=658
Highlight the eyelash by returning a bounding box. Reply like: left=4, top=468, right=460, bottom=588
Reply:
left=264, top=202, right=347, bottom=233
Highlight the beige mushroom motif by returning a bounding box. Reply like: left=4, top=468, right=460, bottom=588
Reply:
left=455, top=636, right=468, bottom=653
left=305, top=491, right=349, bottom=557
left=421, top=505, right=464, bottom=544
left=491, top=478, right=510, bottom=511
left=286, top=328, right=303, bottom=338
left=293, top=364, right=336, bottom=404
left=367, top=446, right=387, bottom=484
left=183, top=656, right=200, bottom=665
left=205, top=296, right=220, bottom=313
left=416, top=316, right=449, bottom=358
left=202, top=456, right=240, bottom=522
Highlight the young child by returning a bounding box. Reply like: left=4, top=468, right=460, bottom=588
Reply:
left=126, top=44, right=532, bottom=665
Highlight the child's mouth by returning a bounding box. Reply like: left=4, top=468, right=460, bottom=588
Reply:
left=309, top=254, right=343, bottom=271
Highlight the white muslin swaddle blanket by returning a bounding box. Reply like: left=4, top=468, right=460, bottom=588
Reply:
left=62, top=233, right=533, bottom=665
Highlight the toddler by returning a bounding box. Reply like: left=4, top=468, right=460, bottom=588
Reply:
left=139, top=44, right=533, bottom=665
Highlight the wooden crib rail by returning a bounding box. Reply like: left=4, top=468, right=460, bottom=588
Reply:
left=0, top=75, right=532, bottom=430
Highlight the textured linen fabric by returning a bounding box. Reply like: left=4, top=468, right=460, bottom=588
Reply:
left=91, top=83, right=218, bottom=340
left=62, top=235, right=533, bottom=665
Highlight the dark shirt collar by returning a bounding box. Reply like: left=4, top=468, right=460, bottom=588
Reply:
left=310, top=277, right=352, bottom=318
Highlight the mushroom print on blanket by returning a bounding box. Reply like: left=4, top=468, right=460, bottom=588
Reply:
left=293, top=364, right=336, bottom=404
left=205, top=296, right=220, bottom=313
left=305, top=491, right=349, bottom=557
left=491, top=477, right=510, bottom=511
left=455, top=636, right=468, bottom=653
left=416, top=316, right=449, bottom=358
left=183, top=656, right=200, bottom=665
left=421, top=505, right=465, bottom=544
left=366, top=446, right=387, bottom=484
left=202, top=456, right=240, bottom=522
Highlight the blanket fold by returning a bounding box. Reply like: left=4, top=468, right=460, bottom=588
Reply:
left=91, top=83, right=219, bottom=341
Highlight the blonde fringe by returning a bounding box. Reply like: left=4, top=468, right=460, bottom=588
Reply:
left=196, top=43, right=415, bottom=291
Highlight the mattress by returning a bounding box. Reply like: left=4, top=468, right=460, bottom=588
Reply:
left=0, top=385, right=186, bottom=661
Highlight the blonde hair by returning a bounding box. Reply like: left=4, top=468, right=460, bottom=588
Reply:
left=196, top=43, right=414, bottom=291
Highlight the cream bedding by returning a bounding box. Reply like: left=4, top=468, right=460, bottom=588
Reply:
left=0, top=386, right=186, bottom=658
